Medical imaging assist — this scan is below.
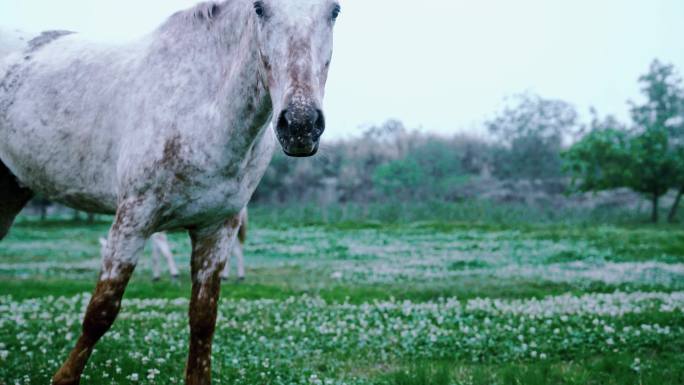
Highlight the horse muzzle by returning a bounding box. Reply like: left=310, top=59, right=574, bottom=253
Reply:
left=275, top=102, right=325, bottom=158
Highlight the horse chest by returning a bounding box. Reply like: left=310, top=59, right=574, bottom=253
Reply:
left=154, top=173, right=253, bottom=230
left=151, top=130, right=275, bottom=229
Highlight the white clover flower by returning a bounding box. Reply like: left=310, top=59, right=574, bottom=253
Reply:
left=147, top=368, right=160, bottom=380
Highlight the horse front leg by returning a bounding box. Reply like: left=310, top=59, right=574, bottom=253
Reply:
left=186, top=217, right=240, bottom=385
left=52, top=201, right=149, bottom=385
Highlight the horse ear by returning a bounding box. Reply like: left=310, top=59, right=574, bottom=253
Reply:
left=209, top=3, right=222, bottom=18
left=195, top=2, right=222, bottom=21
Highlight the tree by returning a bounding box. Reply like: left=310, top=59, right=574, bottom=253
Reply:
left=565, top=61, right=684, bottom=222
left=375, top=136, right=466, bottom=199
left=407, top=137, right=466, bottom=198
left=487, top=93, right=579, bottom=180
left=668, top=145, right=684, bottom=222
left=630, top=60, right=684, bottom=222
left=372, top=158, right=424, bottom=199
left=565, top=116, right=678, bottom=223
left=566, top=128, right=676, bottom=223
left=631, top=60, right=684, bottom=136
left=563, top=115, right=631, bottom=193
left=627, top=128, right=678, bottom=222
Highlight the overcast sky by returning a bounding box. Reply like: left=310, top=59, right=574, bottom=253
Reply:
left=1, top=1, right=683, bottom=138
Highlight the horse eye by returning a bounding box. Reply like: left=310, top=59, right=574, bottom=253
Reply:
left=331, top=4, right=341, bottom=20
left=254, top=1, right=266, bottom=18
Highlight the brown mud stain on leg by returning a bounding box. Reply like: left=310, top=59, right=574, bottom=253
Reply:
left=185, top=218, right=240, bottom=385
left=52, top=264, right=135, bottom=385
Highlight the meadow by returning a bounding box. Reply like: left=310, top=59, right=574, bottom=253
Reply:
left=1, top=209, right=683, bottom=385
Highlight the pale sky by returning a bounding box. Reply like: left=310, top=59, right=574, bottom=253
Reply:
left=1, top=1, right=683, bottom=138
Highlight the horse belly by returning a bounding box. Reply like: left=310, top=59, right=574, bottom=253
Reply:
left=0, top=115, right=119, bottom=214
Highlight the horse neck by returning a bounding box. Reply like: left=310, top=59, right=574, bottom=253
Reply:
left=149, top=6, right=272, bottom=146
left=217, top=17, right=273, bottom=141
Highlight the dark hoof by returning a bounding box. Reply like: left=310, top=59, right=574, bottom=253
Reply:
left=52, top=371, right=81, bottom=385
left=152, top=276, right=161, bottom=282
left=237, top=276, right=245, bottom=283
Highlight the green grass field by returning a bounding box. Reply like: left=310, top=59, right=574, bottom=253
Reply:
left=1, top=214, right=683, bottom=384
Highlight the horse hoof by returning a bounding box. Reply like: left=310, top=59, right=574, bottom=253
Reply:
left=52, top=372, right=80, bottom=385
left=52, top=379, right=79, bottom=385
left=152, top=277, right=161, bottom=282
left=237, top=276, right=245, bottom=283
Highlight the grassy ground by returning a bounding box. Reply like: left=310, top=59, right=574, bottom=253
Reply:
left=1, top=214, right=683, bottom=384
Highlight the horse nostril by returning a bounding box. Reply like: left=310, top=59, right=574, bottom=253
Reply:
left=314, top=109, right=325, bottom=137
left=277, top=109, right=289, bottom=130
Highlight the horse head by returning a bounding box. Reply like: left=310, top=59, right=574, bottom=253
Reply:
left=252, top=0, right=341, bottom=157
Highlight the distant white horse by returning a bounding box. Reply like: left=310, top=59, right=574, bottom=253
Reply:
left=0, top=1, right=340, bottom=384
left=221, top=207, right=248, bottom=280
left=99, top=232, right=180, bottom=280
left=99, top=207, right=248, bottom=281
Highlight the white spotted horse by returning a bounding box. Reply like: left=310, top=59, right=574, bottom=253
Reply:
left=0, top=1, right=340, bottom=383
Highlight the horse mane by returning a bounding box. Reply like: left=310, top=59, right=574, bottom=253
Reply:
left=26, top=30, right=75, bottom=53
